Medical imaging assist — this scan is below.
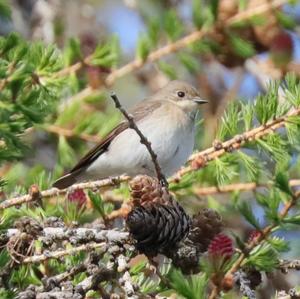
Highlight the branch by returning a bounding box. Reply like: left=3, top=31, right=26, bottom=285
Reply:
left=22, top=242, right=106, bottom=264
left=0, top=175, right=130, bottom=210
left=6, top=227, right=129, bottom=244
left=193, top=179, right=300, bottom=196
left=277, top=289, right=300, bottom=299
left=110, top=92, right=168, bottom=187
left=226, top=0, right=287, bottom=25
left=279, top=259, right=300, bottom=273
left=53, top=55, right=93, bottom=78
left=171, top=107, right=300, bottom=182
left=43, top=124, right=102, bottom=143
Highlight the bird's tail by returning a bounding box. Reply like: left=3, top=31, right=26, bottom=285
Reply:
left=52, top=172, right=78, bottom=189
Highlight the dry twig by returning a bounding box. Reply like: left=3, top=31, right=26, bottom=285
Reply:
left=0, top=175, right=130, bottom=210
left=22, top=242, right=106, bottom=264
left=193, top=179, right=300, bottom=196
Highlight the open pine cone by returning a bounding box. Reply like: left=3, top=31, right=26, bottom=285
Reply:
left=127, top=175, right=191, bottom=256
left=129, top=175, right=165, bottom=205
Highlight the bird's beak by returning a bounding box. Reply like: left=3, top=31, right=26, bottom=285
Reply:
left=193, top=97, right=208, bottom=105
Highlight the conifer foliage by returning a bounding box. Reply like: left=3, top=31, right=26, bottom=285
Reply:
left=1, top=1, right=300, bottom=298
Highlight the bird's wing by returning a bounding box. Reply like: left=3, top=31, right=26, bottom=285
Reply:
left=70, top=99, right=162, bottom=174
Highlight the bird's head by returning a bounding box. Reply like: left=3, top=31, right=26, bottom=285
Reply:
left=153, top=80, right=208, bottom=113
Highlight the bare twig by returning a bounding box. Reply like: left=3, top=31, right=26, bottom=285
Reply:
left=193, top=179, right=300, bottom=196
left=0, top=175, right=130, bottom=210
left=44, top=124, right=102, bottom=143
left=105, top=29, right=207, bottom=86
left=279, top=259, right=300, bottom=273
left=110, top=92, right=168, bottom=187
left=53, top=55, right=93, bottom=78
left=276, top=289, right=300, bottom=299
left=6, top=227, right=129, bottom=244
left=226, top=0, right=287, bottom=25
left=22, top=242, right=106, bottom=264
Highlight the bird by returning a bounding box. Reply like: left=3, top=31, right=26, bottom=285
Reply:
left=53, top=80, right=207, bottom=189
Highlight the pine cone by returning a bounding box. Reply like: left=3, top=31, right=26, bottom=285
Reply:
left=129, top=175, right=164, bottom=206
left=189, top=208, right=223, bottom=252
left=126, top=197, right=191, bottom=256
left=248, top=0, right=282, bottom=48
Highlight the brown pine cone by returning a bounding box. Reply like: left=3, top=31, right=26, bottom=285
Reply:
left=248, top=0, right=282, bottom=48
left=188, top=208, right=223, bottom=252
left=218, top=0, right=238, bottom=23
left=129, top=175, right=164, bottom=206
left=126, top=197, right=191, bottom=256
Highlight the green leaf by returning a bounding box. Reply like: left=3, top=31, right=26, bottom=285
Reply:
left=238, top=201, right=260, bottom=229
left=229, top=34, right=256, bottom=58
left=147, top=18, right=160, bottom=47
left=246, top=243, right=279, bottom=271
left=283, top=214, right=300, bottom=225
left=268, top=236, right=289, bottom=252
left=213, top=157, right=238, bottom=186
left=276, top=11, right=296, bottom=29
left=164, top=10, right=183, bottom=41
left=217, top=101, right=240, bottom=140
left=91, top=36, right=119, bottom=68
left=237, top=151, right=260, bottom=181
left=57, top=136, right=76, bottom=168
left=0, top=32, right=20, bottom=56
left=0, top=0, right=11, bottom=19
left=169, top=269, right=208, bottom=299
left=88, top=190, right=105, bottom=217
left=274, top=171, right=293, bottom=196
left=192, top=0, right=204, bottom=28
left=241, top=102, right=254, bottom=131
left=286, top=121, right=299, bottom=145
left=255, top=83, right=279, bottom=124
left=284, top=74, right=300, bottom=107
left=136, top=35, right=151, bottom=61
left=64, top=38, right=82, bottom=66
left=157, top=61, right=177, bottom=79
left=210, top=0, right=219, bottom=20
left=257, top=134, right=288, bottom=166
left=178, top=52, right=200, bottom=74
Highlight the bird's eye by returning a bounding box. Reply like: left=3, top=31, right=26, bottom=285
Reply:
left=177, top=91, right=185, bottom=98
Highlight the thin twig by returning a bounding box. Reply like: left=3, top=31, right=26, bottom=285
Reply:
left=53, top=55, right=93, bottom=78
left=279, top=259, right=300, bottom=272
left=193, top=179, right=300, bottom=196
left=226, top=0, right=287, bottom=25
left=0, top=175, right=130, bottom=210
left=6, top=227, right=130, bottom=244
left=110, top=92, right=168, bottom=187
left=44, top=124, right=102, bottom=143
left=22, top=242, right=106, bottom=264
